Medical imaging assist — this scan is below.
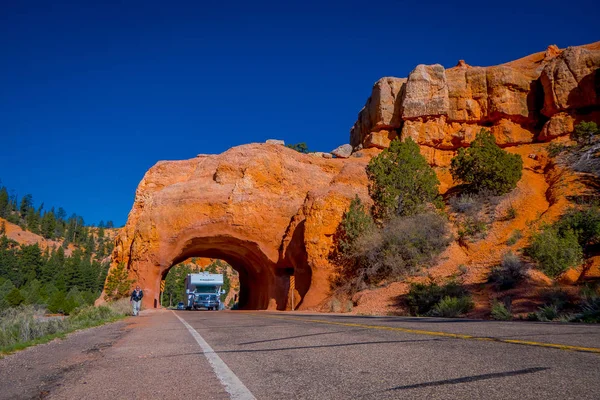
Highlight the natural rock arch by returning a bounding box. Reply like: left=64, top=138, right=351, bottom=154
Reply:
left=99, top=143, right=372, bottom=310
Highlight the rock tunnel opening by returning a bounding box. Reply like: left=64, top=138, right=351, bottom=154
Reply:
left=160, top=258, right=240, bottom=309
left=163, top=235, right=279, bottom=310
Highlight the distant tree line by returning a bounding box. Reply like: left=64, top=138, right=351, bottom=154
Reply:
left=0, top=182, right=116, bottom=314
left=0, top=237, right=110, bottom=314
left=0, top=185, right=114, bottom=256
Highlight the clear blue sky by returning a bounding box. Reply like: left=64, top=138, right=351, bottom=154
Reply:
left=0, top=0, right=596, bottom=226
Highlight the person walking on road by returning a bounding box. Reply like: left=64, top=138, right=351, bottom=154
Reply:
left=130, top=286, right=143, bottom=316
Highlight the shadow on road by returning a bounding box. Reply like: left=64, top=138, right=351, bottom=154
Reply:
left=367, top=367, right=549, bottom=394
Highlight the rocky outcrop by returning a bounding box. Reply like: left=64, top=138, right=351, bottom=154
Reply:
left=350, top=77, right=406, bottom=148
left=331, top=144, right=353, bottom=158
left=351, top=42, right=600, bottom=163
left=540, top=46, right=600, bottom=117
left=101, top=144, right=372, bottom=311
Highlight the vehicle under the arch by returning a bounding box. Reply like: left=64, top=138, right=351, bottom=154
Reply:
left=184, top=272, right=225, bottom=310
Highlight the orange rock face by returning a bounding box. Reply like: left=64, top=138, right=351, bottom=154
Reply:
left=102, top=41, right=600, bottom=315
left=101, top=144, right=371, bottom=310
left=350, top=41, right=600, bottom=162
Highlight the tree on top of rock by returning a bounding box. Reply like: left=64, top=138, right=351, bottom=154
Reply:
left=366, top=137, right=440, bottom=221
left=286, top=142, right=310, bottom=154
left=450, top=129, right=523, bottom=195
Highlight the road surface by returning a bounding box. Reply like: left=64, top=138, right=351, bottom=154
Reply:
left=1, top=309, right=599, bottom=399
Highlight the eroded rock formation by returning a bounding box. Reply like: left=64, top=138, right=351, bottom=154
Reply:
left=351, top=41, right=600, bottom=165
left=103, top=41, right=600, bottom=312
left=101, top=144, right=373, bottom=310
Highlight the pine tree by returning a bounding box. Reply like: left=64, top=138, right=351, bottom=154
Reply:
left=366, top=138, right=440, bottom=220
left=19, top=194, right=33, bottom=218
left=26, top=207, right=40, bottom=233
left=103, top=263, right=134, bottom=301
left=85, top=232, right=95, bottom=257
left=40, top=210, right=57, bottom=239
left=0, top=187, right=9, bottom=218
left=18, top=243, right=44, bottom=286
left=450, top=129, right=523, bottom=195
left=0, top=220, right=6, bottom=235
left=5, top=287, right=25, bottom=306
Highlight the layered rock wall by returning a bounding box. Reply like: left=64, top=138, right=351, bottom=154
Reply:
left=351, top=42, right=600, bottom=165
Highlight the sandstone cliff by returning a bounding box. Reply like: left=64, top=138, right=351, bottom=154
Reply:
left=350, top=42, right=600, bottom=165
left=106, top=41, right=600, bottom=315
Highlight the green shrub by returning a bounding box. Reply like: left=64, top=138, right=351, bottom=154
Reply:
left=337, top=196, right=375, bottom=257
left=506, top=229, right=523, bottom=246
left=458, top=216, right=488, bottom=241
left=337, top=213, right=451, bottom=293
left=490, top=301, right=512, bottom=320
left=555, top=206, right=600, bottom=251
left=0, top=303, right=127, bottom=354
left=450, top=129, right=523, bottom=195
left=367, top=138, right=440, bottom=220
left=285, top=142, right=310, bottom=154
left=526, top=226, right=583, bottom=278
left=449, top=193, right=481, bottom=214
left=406, top=280, right=469, bottom=315
left=504, top=205, right=517, bottom=221
left=430, top=296, right=474, bottom=317
left=569, top=297, right=600, bottom=323
left=528, top=305, right=560, bottom=322
left=573, top=121, right=599, bottom=145
left=547, top=142, right=568, bottom=157
left=488, top=252, right=527, bottom=290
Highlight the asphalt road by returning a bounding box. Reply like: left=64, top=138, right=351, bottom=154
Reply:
left=1, top=310, right=599, bottom=399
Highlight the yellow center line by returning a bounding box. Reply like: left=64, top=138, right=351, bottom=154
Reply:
left=247, top=313, right=600, bottom=354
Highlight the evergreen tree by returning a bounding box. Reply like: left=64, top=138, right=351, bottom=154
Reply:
left=18, top=243, right=44, bottom=286
left=85, top=232, right=95, bottom=257
left=5, top=287, right=25, bottom=306
left=56, top=207, right=67, bottom=222
left=19, top=194, right=33, bottom=217
left=26, top=207, right=40, bottom=233
left=337, top=196, right=375, bottom=256
left=40, top=210, right=57, bottom=239
left=0, top=187, right=9, bottom=218
left=450, top=129, right=523, bottom=195
left=366, top=138, right=440, bottom=220
left=20, top=279, right=42, bottom=305
left=0, top=220, right=6, bottom=235
left=103, top=263, right=134, bottom=301
left=0, top=279, right=16, bottom=310
left=0, top=235, right=19, bottom=284
left=286, top=142, right=310, bottom=154
left=40, top=247, right=62, bottom=284
left=64, top=249, right=84, bottom=290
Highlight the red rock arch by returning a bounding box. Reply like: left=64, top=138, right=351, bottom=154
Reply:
left=99, top=144, right=372, bottom=310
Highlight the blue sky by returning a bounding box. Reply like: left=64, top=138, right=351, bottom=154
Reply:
left=0, top=0, right=597, bottom=226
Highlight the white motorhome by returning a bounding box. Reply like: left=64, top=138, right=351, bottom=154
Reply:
left=184, top=272, right=224, bottom=310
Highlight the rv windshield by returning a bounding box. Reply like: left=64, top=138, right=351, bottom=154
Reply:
left=194, top=286, right=219, bottom=293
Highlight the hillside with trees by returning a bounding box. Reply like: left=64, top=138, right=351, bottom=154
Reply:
left=0, top=183, right=117, bottom=314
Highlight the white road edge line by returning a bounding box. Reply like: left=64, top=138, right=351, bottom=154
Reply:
left=173, top=311, right=256, bottom=400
